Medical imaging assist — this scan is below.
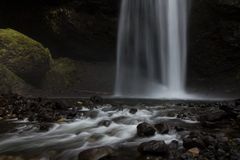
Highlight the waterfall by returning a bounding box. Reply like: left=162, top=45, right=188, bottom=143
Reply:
left=115, top=0, right=189, bottom=98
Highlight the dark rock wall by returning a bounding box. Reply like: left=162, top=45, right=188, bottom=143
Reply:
left=0, top=0, right=120, bottom=61
left=188, top=0, right=240, bottom=95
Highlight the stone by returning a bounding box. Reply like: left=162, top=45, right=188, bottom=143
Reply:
left=187, top=147, right=200, bottom=157
left=0, top=64, right=32, bottom=94
left=174, top=126, right=185, bottom=132
left=90, top=95, right=104, bottom=104
left=0, top=29, right=52, bottom=83
left=78, top=146, right=113, bottom=160
left=39, top=123, right=52, bottom=132
left=129, top=108, right=137, bottom=114
left=202, top=135, right=217, bottom=147
left=199, top=110, right=227, bottom=122
left=98, top=120, right=112, bottom=127
left=154, top=123, right=170, bottom=134
left=86, top=111, right=99, bottom=119
left=169, top=140, right=179, bottom=150
left=137, top=122, right=156, bottom=137
left=138, top=140, right=169, bottom=156
left=0, top=155, right=23, bottom=160
left=183, top=137, right=205, bottom=150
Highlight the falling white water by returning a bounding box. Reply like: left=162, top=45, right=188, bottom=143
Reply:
left=115, top=0, right=190, bottom=98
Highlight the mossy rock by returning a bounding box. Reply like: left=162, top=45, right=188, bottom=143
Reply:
left=43, top=58, right=78, bottom=92
left=0, top=64, right=32, bottom=94
left=0, top=28, right=52, bottom=84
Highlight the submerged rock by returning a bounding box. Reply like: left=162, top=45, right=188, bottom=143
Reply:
left=137, top=122, right=156, bottom=137
left=78, top=146, right=113, bottom=160
left=138, top=140, right=169, bottom=156
left=98, top=120, right=112, bottom=127
left=129, top=108, right=138, bottom=114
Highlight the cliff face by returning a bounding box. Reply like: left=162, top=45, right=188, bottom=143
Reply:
left=0, top=0, right=240, bottom=96
left=188, top=0, right=240, bottom=95
left=0, top=0, right=120, bottom=61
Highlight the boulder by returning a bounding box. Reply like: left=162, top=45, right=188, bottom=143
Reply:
left=154, top=123, right=170, bottom=134
left=137, top=122, right=156, bottom=137
left=42, top=58, right=78, bottom=91
left=0, top=29, right=52, bottom=84
left=169, top=140, right=179, bottom=150
left=90, top=95, right=104, bottom=104
left=129, top=108, right=138, bottom=114
left=138, top=140, right=169, bottom=156
left=78, top=146, right=113, bottom=160
left=0, top=64, right=32, bottom=94
left=187, top=147, right=200, bottom=157
left=199, top=110, right=227, bottom=122
left=183, top=137, right=205, bottom=150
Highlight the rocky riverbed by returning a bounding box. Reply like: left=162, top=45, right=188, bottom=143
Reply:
left=0, top=94, right=239, bottom=160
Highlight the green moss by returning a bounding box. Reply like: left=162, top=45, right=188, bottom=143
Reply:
left=0, top=28, right=52, bottom=84
left=44, top=58, right=78, bottom=89
left=0, top=64, right=31, bottom=94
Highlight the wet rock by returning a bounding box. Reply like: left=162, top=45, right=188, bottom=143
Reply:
left=180, top=152, right=195, bottom=160
left=154, top=123, right=170, bottom=134
left=174, top=126, right=185, bottom=132
left=220, top=104, right=239, bottom=118
left=129, top=108, right=137, bottom=114
left=187, top=147, right=200, bottom=157
left=199, top=110, right=227, bottom=122
left=183, top=137, right=205, bottom=150
left=90, top=96, right=104, bottom=104
left=78, top=146, right=113, bottom=160
left=112, top=116, right=128, bottom=123
left=86, top=111, right=99, bottom=119
left=167, top=112, right=175, bottom=117
left=138, top=140, right=169, bottom=156
left=67, top=111, right=77, bottom=119
left=137, top=122, right=156, bottom=137
left=99, top=155, right=130, bottom=160
left=169, top=140, right=179, bottom=150
left=177, top=112, right=197, bottom=121
left=98, top=120, right=112, bottom=127
left=202, top=135, right=217, bottom=147
left=200, top=121, right=218, bottom=128
left=237, top=114, right=240, bottom=122
left=0, top=155, right=23, bottom=160
left=39, top=123, right=52, bottom=132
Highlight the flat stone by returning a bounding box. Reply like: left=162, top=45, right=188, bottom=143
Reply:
left=187, top=147, right=200, bottom=157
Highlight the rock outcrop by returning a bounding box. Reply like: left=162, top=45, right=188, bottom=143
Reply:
left=0, top=29, right=52, bottom=84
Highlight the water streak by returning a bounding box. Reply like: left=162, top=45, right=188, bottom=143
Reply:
left=115, top=0, right=189, bottom=98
